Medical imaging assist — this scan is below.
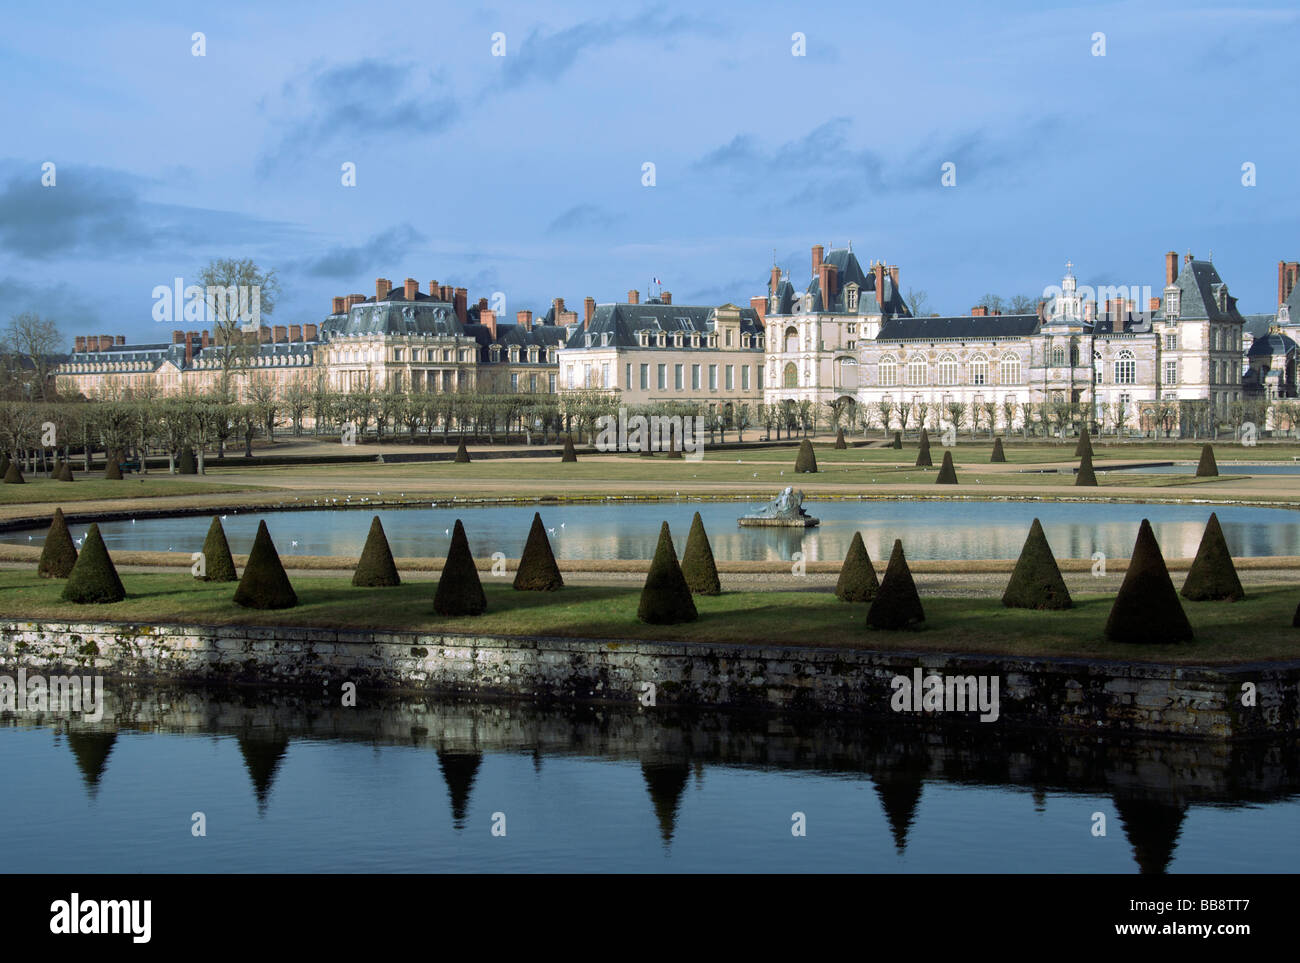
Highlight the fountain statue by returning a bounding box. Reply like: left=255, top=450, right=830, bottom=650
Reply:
left=738, top=486, right=820, bottom=528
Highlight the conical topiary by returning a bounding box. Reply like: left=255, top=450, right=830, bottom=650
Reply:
left=1195, top=445, right=1218, bottom=478
left=178, top=446, right=198, bottom=474
left=454, top=439, right=471, bottom=463
left=38, top=507, right=78, bottom=579
left=794, top=438, right=817, bottom=473
left=61, top=523, right=124, bottom=604
left=1075, top=450, right=1098, bottom=487
left=835, top=531, right=878, bottom=602
left=1180, top=513, right=1243, bottom=601
left=867, top=539, right=925, bottom=629
left=3, top=462, right=24, bottom=484
left=197, top=516, right=238, bottom=582
left=1075, top=425, right=1093, bottom=458
left=637, top=522, right=697, bottom=624
left=353, top=515, right=401, bottom=587
left=433, top=519, right=486, bottom=615
left=233, top=520, right=298, bottom=609
left=513, top=512, right=563, bottom=591
left=834, top=427, right=847, bottom=450
left=0, top=452, right=9, bottom=476
left=665, top=440, right=684, bottom=459
left=1104, top=519, right=1193, bottom=643
left=935, top=450, right=958, bottom=484
left=104, top=455, right=122, bottom=480
left=990, top=437, right=1006, bottom=463
left=58, top=461, right=74, bottom=481
left=892, top=431, right=902, bottom=450
left=1002, top=518, right=1072, bottom=609
left=561, top=436, right=578, bottom=463
left=915, top=428, right=932, bottom=467
left=681, top=511, right=721, bottom=595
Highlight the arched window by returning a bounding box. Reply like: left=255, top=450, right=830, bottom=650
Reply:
left=879, top=355, right=897, bottom=387
left=1000, top=353, right=1021, bottom=385
left=784, top=326, right=798, bottom=353
left=783, top=362, right=798, bottom=388
left=1051, top=345, right=1065, bottom=367
left=937, top=354, right=957, bottom=386
left=1115, top=349, right=1136, bottom=385
left=907, top=356, right=927, bottom=387
left=970, top=354, right=988, bottom=386
left=1069, top=342, right=1080, bottom=367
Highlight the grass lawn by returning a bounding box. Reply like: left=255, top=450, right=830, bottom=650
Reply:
left=2, top=571, right=1296, bottom=664
left=0, top=477, right=268, bottom=506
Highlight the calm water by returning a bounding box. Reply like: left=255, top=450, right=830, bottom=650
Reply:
left=9, top=500, right=1300, bottom=562
left=1111, top=463, right=1300, bottom=475
left=1, top=687, right=1294, bottom=873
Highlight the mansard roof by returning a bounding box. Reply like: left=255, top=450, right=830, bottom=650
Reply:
left=566, top=301, right=762, bottom=349
left=876, top=313, right=1040, bottom=341
left=797, top=248, right=911, bottom=316
left=1156, top=259, right=1245, bottom=324
left=322, top=299, right=462, bottom=338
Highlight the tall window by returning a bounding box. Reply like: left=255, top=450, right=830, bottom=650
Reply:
left=784, top=327, right=798, bottom=353
left=1164, top=333, right=1178, bottom=351
left=879, top=355, right=897, bottom=387
left=938, top=354, right=957, bottom=385
left=783, top=362, right=798, bottom=388
left=907, top=356, right=927, bottom=386
left=1000, top=353, right=1021, bottom=385
left=742, top=366, right=750, bottom=390
left=1164, top=360, right=1178, bottom=385
left=674, top=363, right=684, bottom=390
left=657, top=364, right=666, bottom=390
left=1051, top=346, right=1065, bottom=367
left=1114, top=349, right=1136, bottom=385
left=639, top=364, right=649, bottom=390
left=709, top=365, right=718, bottom=390
left=970, top=354, right=987, bottom=386
left=725, top=365, right=734, bottom=390
left=692, top=364, right=701, bottom=390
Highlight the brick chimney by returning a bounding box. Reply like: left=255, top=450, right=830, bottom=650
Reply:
left=1166, top=251, right=1179, bottom=287
left=889, top=265, right=900, bottom=290
left=818, top=262, right=838, bottom=308
left=750, top=296, right=767, bottom=324
left=428, top=280, right=438, bottom=299
left=661, top=291, right=672, bottom=305
left=274, top=325, right=287, bottom=343
left=454, top=288, right=467, bottom=325
left=1290, top=263, right=1299, bottom=300
left=288, top=324, right=301, bottom=342
left=1184, top=252, right=1194, bottom=266
left=184, top=337, right=193, bottom=366
left=201, top=330, right=211, bottom=348
left=553, top=297, right=566, bottom=319
left=874, top=262, right=886, bottom=307
left=1149, top=296, right=1161, bottom=312
left=517, top=310, right=533, bottom=331
left=477, top=297, right=488, bottom=315
left=628, top=289, right=639, bottom=304
left=101, top=334, right=113, bottom=349
left=115, top=335, right=125, bottom=346
left=481, top=309, right=497, bottom=339
left=260, top=325, right=272, bottom=344
left=584, top=297, right=595, bottom=326
left=172, top=329, right=184, bottom=344
left=811, top=244, right=823, bottom=278
left=971, top=306, right=988, bottom=317
left=404, top=278, right=418, bottom=301
left=304, top=323, right=318, bottom=341
left=770, top=265, right=781, bottom=295
left=332, top=296, right=345, bottom=314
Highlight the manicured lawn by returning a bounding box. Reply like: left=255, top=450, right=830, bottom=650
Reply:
left=0, top=477, right=267, bottom=505
left=1, top=571, right=1295, bottom=664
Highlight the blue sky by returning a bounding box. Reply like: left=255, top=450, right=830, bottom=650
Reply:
left=2, top=0, right=1298, bottom=343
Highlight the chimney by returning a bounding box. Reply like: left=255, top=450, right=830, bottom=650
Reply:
left=1289, top=262, right=1299, bottom=300
left=750, top=295, right=767, bottom=324
left=971, top=306, right=988, bottom=317
left=185, top=337, right=193, bottom=366
left=818, top=262, right=838, bottom=307
left=429, top=280, right=439, bottom=299
left=770, top=265, right=781, bottom=296
left=274, top=325, right=287, bottom=343
left=627, top=289, right=639, bottom=304
left=454, top=288, right=467, bottom=325
left=889, top=265, right=900, bottom=290
left=661, top=291, right=672, bottom=305
left=517, top=310, right=533, bottom=331
left=481, top=309, right=497, bottom=339
left=288, top=324, right=301, bottom=342
left=1281, top=262, right=1290, bottom=306
left=811, top=244, right=823, bottom=278
left=201, top=330, right=211, bottom=348
left=1166, top=251, right=1179, bottom=287
left=172, top=329, right=184, bottom=344
left=553, top=297, right=566, bottom=319
left=115, top=335, right=125, bottom=346
left=874, top=262, right=886, bottom=307
left=304, top=323, right=318, bottom=341
left=1085, top=301, right=1095, bottom=323
left=584, top=297, right=595, bottom=325
left=1035, top=300, right=1045, bottom=322
left=260, top=325, right=272, bottom=344
left=1184, top=252, right=1193, bottom=266
left=74, top=336, right=86, bottom=352
left=404, top=278, right=418, bottom=301
left=1149, top=297, right=1161, bottom=312
left=477, top=297, right=488, bottom=315
left=376, top=278, right=392, bottom=301
left=332, top=296, right=345, bottom=314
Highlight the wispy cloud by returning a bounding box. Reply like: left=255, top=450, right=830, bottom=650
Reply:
left=292, top=224, right=427, bottom=279
left=547, top=203, right=622, bottom=233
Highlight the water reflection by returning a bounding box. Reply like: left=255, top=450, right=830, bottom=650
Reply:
left=12, top=500, right=1300, bottom=562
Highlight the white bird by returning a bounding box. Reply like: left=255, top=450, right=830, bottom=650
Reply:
left=547, top=528, right=556, bottom=535
left=292, top=540, right=298, bottom=547
left=560, top=523, right=565, bottom=529
left=131, top=519, right=135, bottom=524
left=27, top=535, right=32, bottom=540
left=752, top=472, right=758, bottom=478
left=444, top=528, right=450, bottom=535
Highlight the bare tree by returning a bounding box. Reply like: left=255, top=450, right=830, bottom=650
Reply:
left=3, top=313, right=62, bottom=400
left=197, top=258, right=280, bottom=373
left=905, top=288, right=930, bottom=317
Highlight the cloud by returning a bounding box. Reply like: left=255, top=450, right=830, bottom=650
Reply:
left=291, top=224, right=427, bottom=279
left=0, top=274, right=103, bottom=333
left=547, top=204, right=622, bottom=233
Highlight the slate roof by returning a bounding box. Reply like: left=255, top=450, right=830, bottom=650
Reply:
left=321, top=300, right=462, bottom=338
left=565, top=300, right=762, bottom=349
left=1242, top=314, right=1276, bottom=340
left=1248, top=332, right=1297, bottom=358
left=876, top=314, right=1040, bottom=341
left=1155, top=259, right=1245, bottom=324
left=789, top=248, right=911, bottom=317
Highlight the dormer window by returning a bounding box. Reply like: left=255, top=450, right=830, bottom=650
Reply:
left=1165, top=289, right=1180, bottom=319
left=601, top=332, right=610, bottom=347
left=584, top=333, right=593, bottom=347
left=845, top=283, right=859, bottom=313
left=639, top=331, right=649, bottom=347
left=691, top=333, right=700, bottom=348
left=674, top=332, right=683, bottom=348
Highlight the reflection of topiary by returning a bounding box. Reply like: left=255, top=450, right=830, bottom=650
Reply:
left=104, top=456, right=122, bottom=480
left=1195, top=445, right=1218, bottom=478
left=834, top=427, right=847, bottom=450
left=454, top=439, right=471, bottom=463
left=61, top=523, right=125, bottom=604
left=935, top=450, right=958, bottom=484
left=915, top=429, right=932, bottom=468
left=434, top=519, right=487, bottom=615
left=561, top=436, right=578, bottom=463
left=3, top=462, right=24, bottom=484
left=1075, top=425, right=1093, bottom=458
left=1075, top=450, right=1097, bottom=487
left=198, top=516, right=238, bottom=582
left=38, top=507, right=78, bottom=579
left=835, top=532, right=878, bottom=602
left=1002, top=518, right=1071, bottom=609
left=990, top=438, right=1006, bottom=463
left=1180, top=513, right=1243, bottom=601
left=353, top=515, right=401, bottom=587
left=178, top=446, right=198, bottom=474
left=1104, top=519, right=1193, bottom=643
left=681, top=511, right=721, bottom=595
left=637, top=522, right=697, bottom=624
left=1293, top=601, right=1300, bottom=628
left=794, top=438, right=817, bottom=473
left=513, top=512, right=563, bottom=591
left=892, top=432, right=902, bottom=450
left=233, top=520, right=298, bottom=609
left=867, top=539, right=924, bottom=629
